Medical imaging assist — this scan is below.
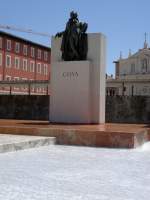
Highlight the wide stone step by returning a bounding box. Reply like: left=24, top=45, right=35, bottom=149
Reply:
left=0, top=134, right=56, bottom=153
left=0, top=120, right=149, bottom=148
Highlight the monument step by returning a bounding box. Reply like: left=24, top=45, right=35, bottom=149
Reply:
left=0, top=134, right=56, bottom=153
left=0, top=120, right=148, bottom=148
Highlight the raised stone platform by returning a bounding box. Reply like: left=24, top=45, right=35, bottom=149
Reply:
left=0, top=120, right=149, bottom=148
left=0, top=134, right=56, bottom=153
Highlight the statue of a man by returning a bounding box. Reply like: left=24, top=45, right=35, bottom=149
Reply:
left=55, top=11, right=88, bottom=61
left=61, top=11, right=79, bottom=61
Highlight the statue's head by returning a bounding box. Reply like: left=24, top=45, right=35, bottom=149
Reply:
left=70, top=11, right=78, bottom=19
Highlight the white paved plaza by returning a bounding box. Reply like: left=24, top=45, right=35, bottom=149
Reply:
left=0, top=144, right=150, bottom=200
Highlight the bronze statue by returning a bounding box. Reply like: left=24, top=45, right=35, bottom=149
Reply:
left=55, top=11, right=88, bottom=61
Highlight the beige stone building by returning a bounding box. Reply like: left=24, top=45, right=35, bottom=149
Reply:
left=107, top=36, right=150, bottom=96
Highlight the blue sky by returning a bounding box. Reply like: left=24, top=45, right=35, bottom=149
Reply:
left=0, top=0, right=150, bottom=75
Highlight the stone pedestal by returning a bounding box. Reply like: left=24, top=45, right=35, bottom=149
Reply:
left=50, top=61, right=91, bottom=123
left=50, top=33, right=106, bottom=124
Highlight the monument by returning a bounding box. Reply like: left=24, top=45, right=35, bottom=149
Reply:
left=50, top=11, right=106, bottom=124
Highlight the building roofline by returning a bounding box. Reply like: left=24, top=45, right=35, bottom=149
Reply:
left=0, top=30, right=51, bottom=50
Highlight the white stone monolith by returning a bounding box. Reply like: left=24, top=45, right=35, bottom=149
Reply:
left=50, top=33, right=106, bottom=123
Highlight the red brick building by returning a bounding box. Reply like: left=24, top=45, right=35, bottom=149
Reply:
left=0, top=31, right=51, bottom=94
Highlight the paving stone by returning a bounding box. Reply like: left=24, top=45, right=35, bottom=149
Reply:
left=0, top=134, right=56, bottom=153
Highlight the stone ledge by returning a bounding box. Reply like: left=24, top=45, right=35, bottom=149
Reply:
left=0, top=134, right=56, bottom=153
left=0, top=120, right=148, bottom=148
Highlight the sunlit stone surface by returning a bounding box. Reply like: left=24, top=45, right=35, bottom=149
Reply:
left=0, top=134, right=56, bottom=153
left=0, top=145, right=150, bottom=200
left=50, top=33, right=106, bottom=123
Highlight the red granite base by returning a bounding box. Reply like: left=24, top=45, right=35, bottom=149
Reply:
left=0, top=120, right=149, bottom=148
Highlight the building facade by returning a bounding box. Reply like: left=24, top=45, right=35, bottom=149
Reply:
left=0, top=31, right=50, bottom=94
left=107, top=38, right=150, bottom=96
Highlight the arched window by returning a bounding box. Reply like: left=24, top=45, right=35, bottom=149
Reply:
left=141, top=58, right=148, bottom=73
left=131, top=63, right=135, bottom=74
